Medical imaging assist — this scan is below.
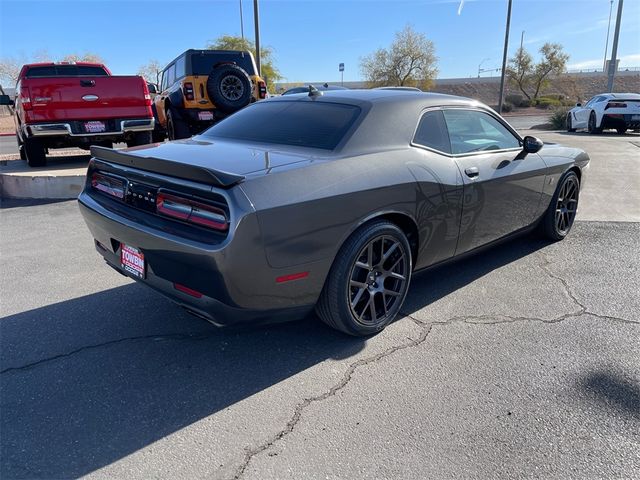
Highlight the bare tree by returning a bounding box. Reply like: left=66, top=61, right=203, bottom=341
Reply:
left=506, top=43, right=569, bottom=101
left=506, top=47, right=534, bottom=100
left=61, top=52, right=105, bottom=63
left=138, top=59, right=163, bottom=85
left=0, top=56, right=24, bottom=85
left=360, top=25, right=437, bottom=89
left=531, top=43, right=569, bottom=100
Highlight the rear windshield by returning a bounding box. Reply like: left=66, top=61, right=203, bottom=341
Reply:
left=191, top=52, right=256, bottom=76
left=25, top=65, right=109, bottom=78
left=202, top=101, right=362, bottom=150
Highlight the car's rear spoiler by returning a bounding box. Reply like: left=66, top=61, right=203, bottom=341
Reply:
left=90, top=146, right=245, bottom=188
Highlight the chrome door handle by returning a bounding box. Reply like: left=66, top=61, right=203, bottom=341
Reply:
left=465, top=167, right=479, bottom=178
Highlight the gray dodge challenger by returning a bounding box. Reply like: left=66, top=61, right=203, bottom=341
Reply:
left=78, top=89, right=589, bottom=336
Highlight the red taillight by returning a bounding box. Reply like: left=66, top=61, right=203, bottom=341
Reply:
left=20, top=86, right=32, bottom=110
left=183, top=82, right=195, bottom=101
left=142, top=81, right=152, bottom=106
left=258, top=81, right=267, bottom=99
left=156, top=192, right=228, bottom=231
left=606, top=102, right=627, bottom=109
left=91, top=172, right=125, bottom=199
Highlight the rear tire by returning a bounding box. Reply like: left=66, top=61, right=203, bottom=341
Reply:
left=588, top=111, right=602, bottom=134
left=126, top=131, right=152, bottom=148
left=166, top=106, right=190, bottom=140
left=539, top=171, right=580, bottom=241
left=316, top=220, right=412, bottom=336
left=24, top=137, right=46, bottom=167
left=616, top=127, right=627, bottom=134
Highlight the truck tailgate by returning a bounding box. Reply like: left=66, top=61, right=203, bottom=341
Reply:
left=26, top=76, right=151, bottom=122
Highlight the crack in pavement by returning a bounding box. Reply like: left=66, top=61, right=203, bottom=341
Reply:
left=230, top=321, right=435, bottom=480
left=232, top=250, right=637, bottom=478
left=0, top=332, right=214, bottom=375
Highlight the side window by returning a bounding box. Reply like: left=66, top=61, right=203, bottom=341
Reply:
left=166, top=64, right=176, bottom=87
left=160, top=71, right=166, bottom=91
left=585, top=97, right=597, bottom=107
left=175, top=56, right=185, bottom=80
left=443, top=109, right=520, bottom=155
left=413, top=110, right=451, bottom=154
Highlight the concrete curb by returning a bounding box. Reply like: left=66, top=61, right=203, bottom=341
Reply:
left=0, top=132, right=15, bottom=137
left=0, top=172, right=84, bottom=199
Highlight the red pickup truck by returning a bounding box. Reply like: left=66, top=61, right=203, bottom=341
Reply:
left=2, top=62, right=154, bottom=167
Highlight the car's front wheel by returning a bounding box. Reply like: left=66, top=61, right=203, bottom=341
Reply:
left=588, top=111, right=602, bottom=134
left=540, top=170, right=580, bottom=241
left=316, top=220, right=412, bottom=336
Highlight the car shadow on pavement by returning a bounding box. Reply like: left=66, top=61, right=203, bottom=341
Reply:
left=403, top=233, right=549, bottom=315
left=0, top=286, right=366, bottom=479
left=1, top=232, right=549, bottom=478
left=579, top=370, right=640, bottom=419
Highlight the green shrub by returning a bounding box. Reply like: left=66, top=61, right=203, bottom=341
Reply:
left=502, top=102, right=514, bottom=113
left=535, top=97, right=562, bottom=109
left=519, top=98, right=531, bottom=108
left=549, top=107, right=571, bottom=130
left=505, top=94, right=523, bottom=106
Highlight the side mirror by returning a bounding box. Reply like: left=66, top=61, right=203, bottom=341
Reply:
left=147, top=83, right=158, bottom=94
left=523, top=135, right=543, bottom=154
left=0, top=94, right=14, bottom=107
left=575, top=102, right=582, bottom=107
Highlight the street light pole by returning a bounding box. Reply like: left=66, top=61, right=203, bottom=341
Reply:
left=239, top=0, right=244, bottom=43
left=253, top=0, right=261, bottom=77
left=607, top=0, right=623, bottom=92
left=497, top=0, right=513, bottom=114
left=603, top=0, right=614, bottom=72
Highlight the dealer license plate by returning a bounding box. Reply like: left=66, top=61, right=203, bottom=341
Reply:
left=84, top=121, right=106, bottom=133
left=121, top=244, right=145, bottom=279
left=198, top=111, right=214, bottom=121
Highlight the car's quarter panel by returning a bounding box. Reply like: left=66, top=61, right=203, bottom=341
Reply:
left=78, top=162, right=324, bottom=320
left=453, top=149, right=547, bottom=253
left=537, top=144, right=590, bottom=207
left=239, top=148, right=463, bottom=271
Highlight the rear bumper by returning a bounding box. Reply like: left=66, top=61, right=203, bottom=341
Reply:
left=602, top=113, right=640, bottom=129
left=77, top=190, right=320, bottom=326
left=25, top=118, right=154, bottom=138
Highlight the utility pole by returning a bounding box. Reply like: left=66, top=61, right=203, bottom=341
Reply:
left=607, top=0, right=623, bottom=91
left=498, top=0, right=512, bottom=114
left=239, top=0, right=245, bottom=43
left=603, top=0, right=614, bottom=71
left=253, top=0, right=261, bottom=76
left=520, top=30, right=524, bottom=51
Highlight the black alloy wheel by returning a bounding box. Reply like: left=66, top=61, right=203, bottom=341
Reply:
left=316, top=220, right=412, bottom=336
left=588, top=111, right=602, bottom=134
left=540, top=171, right=580, bottom=240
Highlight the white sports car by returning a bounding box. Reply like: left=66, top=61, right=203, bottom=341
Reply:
left=567, top=92, right=640, bottom=134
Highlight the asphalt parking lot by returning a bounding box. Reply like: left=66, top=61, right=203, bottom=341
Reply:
left=1, top=129, right=639, bottom=479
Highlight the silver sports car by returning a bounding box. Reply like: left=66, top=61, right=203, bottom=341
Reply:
left=78, top=89, right=589, bottom=336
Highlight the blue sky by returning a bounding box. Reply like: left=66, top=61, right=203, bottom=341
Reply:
left=1, top=0, right=639, bottom=83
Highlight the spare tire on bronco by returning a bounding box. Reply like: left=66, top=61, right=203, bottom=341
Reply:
left=206, top=64, right=252, bottom=114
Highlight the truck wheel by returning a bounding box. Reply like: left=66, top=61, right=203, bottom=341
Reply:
left=24, top=138, right=46, bottom=167
left=206, top=64, right=252, bottom=114
left=126, top=131, right=152, bottom=147
left=167, top=107, right=190, bottom=140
